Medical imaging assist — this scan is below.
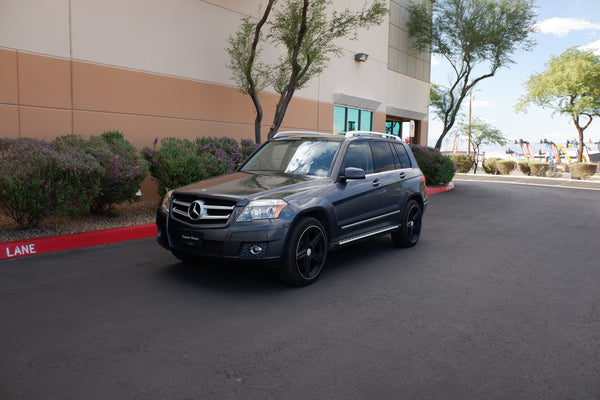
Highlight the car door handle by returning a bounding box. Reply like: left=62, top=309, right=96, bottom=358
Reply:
left=372, top=179, right=380, bottom=187
left=399, top=172, right=406, bottom=180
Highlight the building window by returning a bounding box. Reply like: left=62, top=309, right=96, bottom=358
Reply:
left=386, top=120, right=402, bottom=136
left=386, top=119, right=418, bottom=143
left=334, top=106, right=373, bottom=133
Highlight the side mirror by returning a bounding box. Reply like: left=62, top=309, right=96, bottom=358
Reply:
left=341, top=167, right=366, bottom=181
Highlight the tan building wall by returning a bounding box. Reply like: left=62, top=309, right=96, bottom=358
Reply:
left=0, top=47, right=341, bottom=147
left=0, top=0, right=430, bottom=196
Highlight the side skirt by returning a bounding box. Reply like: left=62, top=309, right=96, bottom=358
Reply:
left=331, top=224, right=400, bottom=248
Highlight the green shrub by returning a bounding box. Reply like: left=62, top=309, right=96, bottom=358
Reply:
left=409, top=145, right=456, bottom=185
left=569, top=162, right=598, bottom=180
left=496, top=160, right=516, bottom=175
left=142, top=136, right=257, bottom=197
left=0, top=137, right=102, bottom=229
left=482, top=158, right=500, bottom=174
left=529, top=162, right=549, bottom=177
left=518, top=161, right=531, bottom=175
left=52, top=131, right=148, bottom=214
left=447, top=154, right=474, bottom=173
left=142, top=138, right=206, bottom=197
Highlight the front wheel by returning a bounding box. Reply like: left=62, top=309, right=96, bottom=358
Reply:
left=391, top=199, right=422, bottom=248
left=278, top=217, right=328, bottom=286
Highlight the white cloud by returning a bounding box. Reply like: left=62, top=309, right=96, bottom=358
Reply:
left=580, top=39, right=600, bottom=55
left=535, top=17, right=600, bottom=37
left=472, top=99, right=492, bottom=109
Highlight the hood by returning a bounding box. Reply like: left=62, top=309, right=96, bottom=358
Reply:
left=174, top=171, right=327, bottom=201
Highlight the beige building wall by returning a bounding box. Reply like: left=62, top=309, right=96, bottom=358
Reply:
left=0, top=0, right=430, bottom=146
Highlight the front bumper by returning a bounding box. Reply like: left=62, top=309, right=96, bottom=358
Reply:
left=156, top=210, right=290, bottom=261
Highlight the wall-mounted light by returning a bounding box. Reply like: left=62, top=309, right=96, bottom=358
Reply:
left=354, top=53, right=369, bottom=62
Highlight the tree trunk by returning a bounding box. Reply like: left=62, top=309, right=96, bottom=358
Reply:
left=434, top=125, right=451, bottom=150
left=267, top=0, right=309, bottom=140
left=251, top=93, right=263, bottom=144
left=577, top=125, right=585, bottom=163
left=573, top=113, right=591, bottom=163
left=247, top=0, right=275, bottom=144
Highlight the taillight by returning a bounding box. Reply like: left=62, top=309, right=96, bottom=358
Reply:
left=421, top=175, right=427, bottom=187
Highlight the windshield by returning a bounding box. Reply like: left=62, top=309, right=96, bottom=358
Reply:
left=241, top=139, right=341, bottom=177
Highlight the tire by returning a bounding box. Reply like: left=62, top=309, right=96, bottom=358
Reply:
left=278, top=217, right=328, bottom=286
left=391, top=199, right=422, bottom=248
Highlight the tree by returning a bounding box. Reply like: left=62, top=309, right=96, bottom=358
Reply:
left=451, top=117, right=507, bottom=173
left=515, top=47, right=600, bottom=162
left=408, top=0, right=536, bottom=150
left=227, top=0, right=388, bottom=143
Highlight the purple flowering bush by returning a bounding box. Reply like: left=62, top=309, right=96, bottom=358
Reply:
left=240, top=138, right=259, bottom=159
left=0, top=138, right=102, bottom=229
left=409, top=144, right=456, bottom=185
left=89, top=131, right=148, bottom=213
left=52, top=131, right=148, bottom=214
left=142, top=136, right=258, bottom=197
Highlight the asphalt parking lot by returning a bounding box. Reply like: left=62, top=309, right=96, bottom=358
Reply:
left=1, top=180, right=599, bottom=399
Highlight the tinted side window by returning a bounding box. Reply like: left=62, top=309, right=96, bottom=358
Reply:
left=394, top=143, right=412, bottom=168
left=371, top=141, right=396, bottom=173
left=343, top=141, right=374, bottom=174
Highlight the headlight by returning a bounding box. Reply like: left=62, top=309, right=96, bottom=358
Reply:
left=161, top=190, right=173, bottom=213
left=237, top=199, right=287, bottom=222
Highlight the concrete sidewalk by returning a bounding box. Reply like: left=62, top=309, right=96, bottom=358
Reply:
left=454, top=173, right=600, bottom=191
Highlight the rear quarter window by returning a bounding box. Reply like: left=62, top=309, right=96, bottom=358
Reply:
left=393, top=143, right=412, bottom=168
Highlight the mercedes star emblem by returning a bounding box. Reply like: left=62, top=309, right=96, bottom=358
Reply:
left=188, top=200, right=205, bottom=220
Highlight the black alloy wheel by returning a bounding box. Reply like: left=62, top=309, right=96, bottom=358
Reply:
left=279, top=217, right=328, bottom=286
left=391, top=199, right=422, bottom=248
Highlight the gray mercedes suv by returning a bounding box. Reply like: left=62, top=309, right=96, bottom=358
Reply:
left=156, top=131, right=428, bottom=285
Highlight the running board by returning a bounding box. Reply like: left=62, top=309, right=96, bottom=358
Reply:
left=336, top=225, right=400, bottom=246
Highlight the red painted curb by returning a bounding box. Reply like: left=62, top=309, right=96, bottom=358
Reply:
left=426, top=181, right=455, bottom=195
left=1, top=224, right=156, bottom=261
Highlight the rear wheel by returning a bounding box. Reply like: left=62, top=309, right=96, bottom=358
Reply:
left=391, top=199, right=422, bottom=248
left=278, top=217, right=328, bottom=286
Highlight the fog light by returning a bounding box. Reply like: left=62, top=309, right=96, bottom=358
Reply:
left=240, top=242, right=268, bottom=258
left=250, top=245, right=263, bottom=255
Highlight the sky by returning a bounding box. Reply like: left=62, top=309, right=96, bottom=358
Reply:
left=427, top=0, right=600, bottom=153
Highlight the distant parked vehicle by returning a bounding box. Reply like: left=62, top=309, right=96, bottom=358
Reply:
left=156, top=131, right=428, bottom=285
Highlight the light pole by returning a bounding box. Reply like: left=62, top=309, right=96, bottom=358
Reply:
left=467, top=91, right=472, bottom=157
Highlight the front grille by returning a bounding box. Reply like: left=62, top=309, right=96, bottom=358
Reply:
left=171, top=195, right=237, bottom=225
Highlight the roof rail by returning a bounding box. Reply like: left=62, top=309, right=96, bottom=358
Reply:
left=274, top=131, right=335, bottom=138
left=344, top=131, right=402, bottom=141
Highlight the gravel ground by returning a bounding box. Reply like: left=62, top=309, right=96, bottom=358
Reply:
left=0, top=200, right=158, bottom=243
